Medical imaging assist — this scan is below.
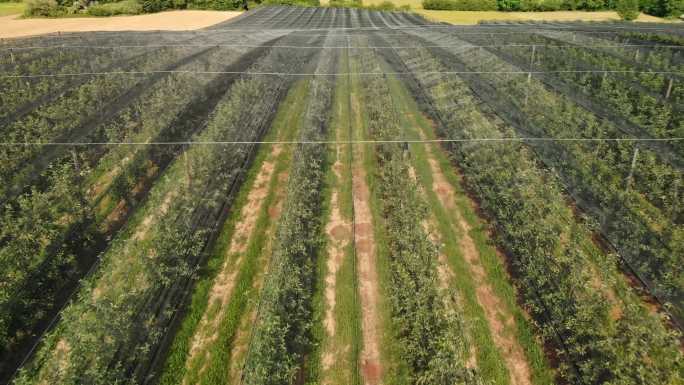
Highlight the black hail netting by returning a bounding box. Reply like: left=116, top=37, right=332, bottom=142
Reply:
left=0, top=5, right=683, bottom=385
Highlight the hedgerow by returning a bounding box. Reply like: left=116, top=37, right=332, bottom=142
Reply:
left=422, top=0, right=497, bottom=11
left=422, top=0, right=681, bottom=16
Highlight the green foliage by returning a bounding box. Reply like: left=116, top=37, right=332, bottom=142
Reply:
left=475, top=30, right=684, bottom=320
left=328, top=0, right=411, bottom=9
left=262, top=0, right=319, bottom=6
left=390, top=33, right=683, bottom=385
left=329, top=0, right=362, bottom=7
left=157, top=78, right=308, bottom=385
left=185, top=0, right=242, bottom=10
left=10, top=47, right=306, bottom=385
left=623, top=30, right=684, bottom=44
left=0, top=162, right=91, bottom=356
left=429, top=0, right=619, bottom=10
left=518, top=0, right=564, bottom=10
left=640, top=0, right=682, bottom=16
left=422, top=0, right=497, bottom=10
left=22, top=0, right=246, bottom=15
left=241, top=51, right=334, bottom=385
left=23, top=0, right=64, bottom=16
left=0, top=46, right=241, bottom=380
left=86, top=0, right=143, bottom=15
left=440, top=0, right=678, bottom=13
left=358, top=51, right=482, bottom=385
left=617, top=0, right=640, bottom=18
left=140, top=0, right=168, bottom=12
left=496, top=0, right=521, bottom=11
left=367, top=0, right=397, bottom=9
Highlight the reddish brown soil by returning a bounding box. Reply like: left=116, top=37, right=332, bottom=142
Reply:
left=423, top=140, right=533, bottom=385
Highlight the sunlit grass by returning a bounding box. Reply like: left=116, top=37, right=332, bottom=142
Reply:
left=415, top=9, right=670, bottom=24
left=354, top=0, right=673, bottom=24
left=0, top=2, right=25, bottom=17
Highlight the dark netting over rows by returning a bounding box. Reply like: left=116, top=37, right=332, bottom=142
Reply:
left=364, top=26, right=684, bottom=385
left=369, top=26, right=684, bottom=326
left=0, top=6, right=682, bottom=385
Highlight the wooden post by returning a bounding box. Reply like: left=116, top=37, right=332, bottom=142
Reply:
left=634, top=48, right=639, bottom=62
left=530, top=44, right=536, bottom=68
left=9, top=48, right=14, bottom=64
left=626, top=147, right=639, bottom=189
left=480, top=46, right=484, bottom=72
left=524, top=72, right=532, bottom=107
left=672, top=179, right=680, bottom=220
left=71, top=147, right=79, bottom=173
left=665, top=78, right=673, bottom=100
left=184, top=145, right=191, bottom=189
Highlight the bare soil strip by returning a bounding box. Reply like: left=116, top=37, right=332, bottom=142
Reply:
left=223, top=79, right=311, bottom=383
left=321, top=158, right=353, bottom=373
left=424, top=217, right=479, bottom=371
left=422, top=139, right=533, bottom=385
left=350, top=93, right=383, bottom=385
left=181, top=144, right=282, bottom=385
left=227, top=167, right=290, bottom=384
left=410, top=164, right=480, bottom=371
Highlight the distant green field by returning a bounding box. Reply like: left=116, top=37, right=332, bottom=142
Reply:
left=359, top=0, right=674, bottom=23
left=0, top=2, right=24, bottom=16
left=363, top=0, right=423, bottom=7
left=415, top=9, right=670, bottom=23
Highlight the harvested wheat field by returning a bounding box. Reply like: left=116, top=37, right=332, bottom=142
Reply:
left=0, top=10, right=241, bottom=38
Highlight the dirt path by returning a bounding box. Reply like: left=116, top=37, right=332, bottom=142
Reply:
left=181, top=144, right=282, bottom=385
left=228, top=167, right=289, bottom=384
left=0, top=10, right=240, bottom=38
left=409, top=162, right=480, bottom=372
left=353, top=160, right=382, bottom=385
left=349, top=91, right=383, bottom=385
left=321, top=157, right=353, bottom=373
left=421, top=139, right=533, bottom=385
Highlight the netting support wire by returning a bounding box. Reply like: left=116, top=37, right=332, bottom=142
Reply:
left=2, top=69, right=682, bottom=79
left=0, top=137, right=682, bottom=146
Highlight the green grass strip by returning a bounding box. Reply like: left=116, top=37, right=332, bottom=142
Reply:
left=310, top=49, right=362, bottom=385
left=387, top=73, right=555, bottom=385
left=158, top=80, right=309, bottom=385
left=348, top=52, right=410, bottom=385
